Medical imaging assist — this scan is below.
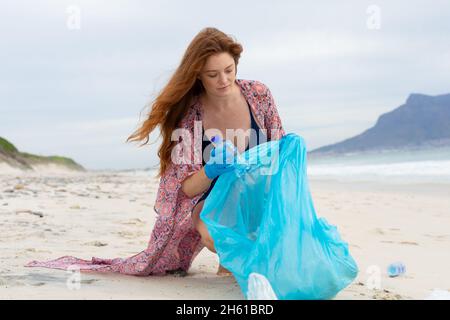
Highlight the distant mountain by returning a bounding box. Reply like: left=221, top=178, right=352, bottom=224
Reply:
left=310, top=93, right=450, bottom=155
left=0, top=137, right=85, bottom=172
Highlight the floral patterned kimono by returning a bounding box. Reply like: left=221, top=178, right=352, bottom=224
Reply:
left=25, top=79, right=285, bottom=276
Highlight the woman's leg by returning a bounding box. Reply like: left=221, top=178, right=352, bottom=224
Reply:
left=191, top=200, right=216, bottom=253
left=191, top=200, right=232, bottom=275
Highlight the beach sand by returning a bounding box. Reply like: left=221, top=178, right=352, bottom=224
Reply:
left=0, top=166, right=449, bottom=300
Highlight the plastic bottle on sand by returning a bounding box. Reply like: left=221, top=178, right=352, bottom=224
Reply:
left=387, top=262, right=406, bottom=277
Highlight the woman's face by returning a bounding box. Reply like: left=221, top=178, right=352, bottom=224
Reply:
left=198, top=52, right=237, bottom=98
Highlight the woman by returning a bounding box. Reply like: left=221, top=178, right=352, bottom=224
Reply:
left=25, top=27, right=285, bottom=276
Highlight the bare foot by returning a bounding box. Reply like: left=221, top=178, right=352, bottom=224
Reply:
left=216, top=264, right=232, bottom=276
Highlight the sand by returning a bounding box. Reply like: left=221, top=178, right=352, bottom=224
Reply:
left=0, top=167, right=449, bottom=300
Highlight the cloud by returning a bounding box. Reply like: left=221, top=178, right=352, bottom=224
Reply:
left=1, top=0, right=450, bottom=169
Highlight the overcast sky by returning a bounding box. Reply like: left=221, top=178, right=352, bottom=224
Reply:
left=1, top=0, right=450, bottom=170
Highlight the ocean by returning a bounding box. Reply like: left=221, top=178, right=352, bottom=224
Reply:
left=307, top=147, right=450, bottom=184
left=129, top=146, right=450, bottom=184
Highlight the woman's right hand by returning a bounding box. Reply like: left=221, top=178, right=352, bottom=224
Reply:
left=204, top=140, right=237, bottom=180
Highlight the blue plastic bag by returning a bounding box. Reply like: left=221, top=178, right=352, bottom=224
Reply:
left=200, top=133, right=358, bottom=300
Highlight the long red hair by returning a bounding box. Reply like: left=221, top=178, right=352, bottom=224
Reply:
left=127, top=27, right=243, bottom=177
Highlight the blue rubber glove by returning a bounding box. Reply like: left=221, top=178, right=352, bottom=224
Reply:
left=204, top=140, right=237, bottom=180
